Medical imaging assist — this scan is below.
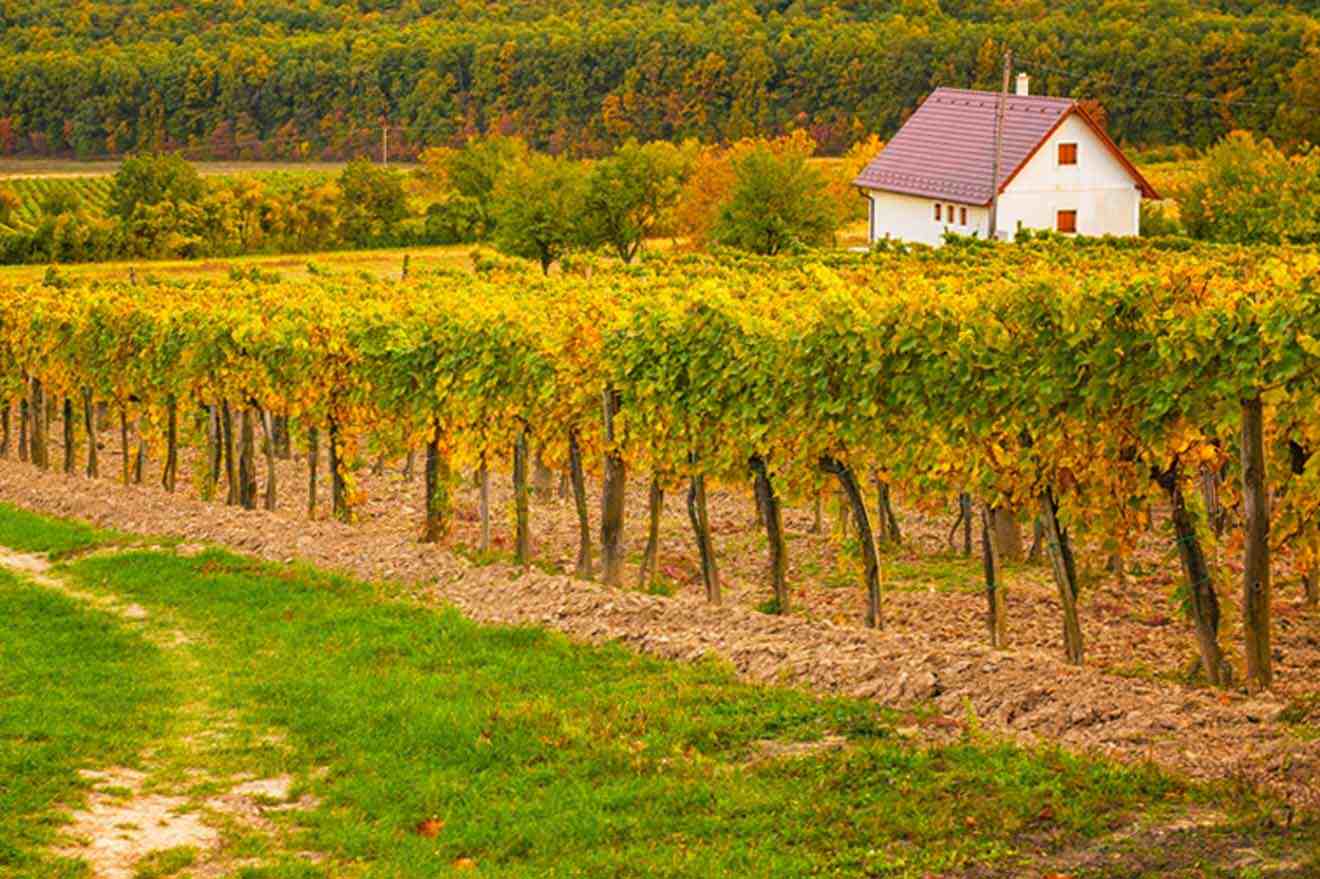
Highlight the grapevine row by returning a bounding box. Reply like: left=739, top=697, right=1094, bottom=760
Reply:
left=3, top=237, right=1319, bottom=692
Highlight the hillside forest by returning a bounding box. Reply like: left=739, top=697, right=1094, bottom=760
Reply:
left=0, top=0, right=1319, bottom=160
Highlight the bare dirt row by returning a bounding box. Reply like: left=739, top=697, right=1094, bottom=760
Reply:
left=1, top=444, right=1317, bottom=812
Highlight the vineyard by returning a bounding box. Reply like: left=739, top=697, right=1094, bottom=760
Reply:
left=2, top=238, right=1320, bottom=719
left=0, top=167, right=336, bottom=235
left=0, top=176, right=112, bottom=233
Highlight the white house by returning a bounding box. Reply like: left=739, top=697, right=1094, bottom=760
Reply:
left=854, top=75, right=1159, bottom=246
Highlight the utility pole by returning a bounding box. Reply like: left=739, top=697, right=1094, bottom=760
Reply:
left=988, top=48, right=1011, bottom=241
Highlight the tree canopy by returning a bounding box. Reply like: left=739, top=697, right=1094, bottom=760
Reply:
left=0, top=1, right=1314, bottom=160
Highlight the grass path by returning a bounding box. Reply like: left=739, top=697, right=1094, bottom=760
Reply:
left=0, top=504, right=1315, bottom=878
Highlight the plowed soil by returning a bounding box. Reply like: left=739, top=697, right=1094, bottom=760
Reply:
left=2, top=432, right=1317, bottom=813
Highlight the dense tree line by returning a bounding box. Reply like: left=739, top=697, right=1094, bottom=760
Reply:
left=0, top=1, right=1315, bottom=160
left=0, top=135, right=858, bottom=264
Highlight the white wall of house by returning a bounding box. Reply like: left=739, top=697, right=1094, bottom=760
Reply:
left=866, top=190, right=988, bottom=246
left=865, top=112, right=1143, bottom=246
left=997, top=114, right=1142, bottom=239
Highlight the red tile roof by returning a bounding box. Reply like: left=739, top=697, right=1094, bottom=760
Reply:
left=853, top=87, right=1158, bottom=204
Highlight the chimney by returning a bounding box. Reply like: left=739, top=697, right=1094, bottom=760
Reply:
left=1015, top=72, right=1030, bottom=96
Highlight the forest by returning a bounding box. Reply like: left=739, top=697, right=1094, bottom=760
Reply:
left=0, top=0, right=1317, bottom=160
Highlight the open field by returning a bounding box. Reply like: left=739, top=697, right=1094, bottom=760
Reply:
left=1, top=501, right=1317, bottom=878
left=0, top=159, right=399, bottom=178
left=0, top=243, right=484, bottom=284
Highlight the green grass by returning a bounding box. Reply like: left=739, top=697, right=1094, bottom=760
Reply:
left=0, top=501, right=109, bottom=557
left=0, top=504, right=1314, bottom=877
left=0, top=568, right=172, bottom=877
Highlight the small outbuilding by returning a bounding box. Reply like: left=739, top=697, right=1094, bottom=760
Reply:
left=854, top=75, right=1159, bottom=245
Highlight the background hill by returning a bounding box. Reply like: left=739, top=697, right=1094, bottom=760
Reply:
left=0, top=0, right=1317, bottom=160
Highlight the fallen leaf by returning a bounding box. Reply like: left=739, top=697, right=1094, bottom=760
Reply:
left=452, top=857, right=477, bottom=870
left=415, top=817, right=444, bottom=838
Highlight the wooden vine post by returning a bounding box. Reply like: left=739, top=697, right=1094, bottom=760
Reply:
left=980, top=504, right=1008, bottom=649
left=568, top=429, right=592, bottom=578
left=686, top=466, right=720, bottom=604
left=750, top=454, right=788, bottom=613
left=306, top=426, right=319, bottom=518
left=820, top=455, right=881, bottom=628
left=1155, top=461, right=1228, bottom=687
left=1240, top=394, right=1271, bottom=691
left=258, top=409, right=277, bottom=511
left=62, top=397, right=75, bottom=475
left=637, top=476, right=664, bottom=589
left=600, top=388, right=626, bottom=586
left=83, top=391, right=97, bottom=478
left=422, top=422, right=449, bottom=543
left=513, top=426, right=531, bottom=565
left=1039, top=488, right=1083, bottom=664
left=162, top=396, right=178, bottom=491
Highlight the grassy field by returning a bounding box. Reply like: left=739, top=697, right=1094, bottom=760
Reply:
left=2, top=502, right=1312, bottom=878
left=0, top=244, right=486, bottom=284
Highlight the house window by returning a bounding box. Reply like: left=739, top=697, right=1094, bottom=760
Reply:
left=1058, top=143, right=1078, bottom=166
left=934, top=203, right=941, bottom=222
left=948, top=205, right=955, bottom=223
left=959, top=207, right=967, bottom=225
left=1057, top=210, right=1077, bottom=234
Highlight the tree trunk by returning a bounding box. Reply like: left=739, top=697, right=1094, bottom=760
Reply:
left=569, top=429, right=592, bottom=578
left=222, top=401, right=238, bottom=505
left=872, top=475, right=901, bottom=545
left=1201, top=464, right=1226, bottom=537
left=0, top=400, right=9, bottom=457
left=600, top=389, right=626, bottom=587
left=62, top=397, right=75, bottom=475
left=82, top=391, right=97, bottom=478
left=329, top=418, right=347, bottom=521
left=820, top=455, right=882, bottom=628
left=403, top=448, right=416, bottom=482
left=238, top=407, right=257, bottom=510
left=960, top=493, right=973, bottom=557
left=30, top=378, right=47, bottom=470
left=118, top=408, right=131, bottom=485
left=1156, top=462, right=1228, bottom=687
left=811, top=489, right=822, bottom=534
left=637, top=476, right=664, bottom=590
left=479, top=454, right=491, bottom=553
left=202, top=405, right=219, bottom=498
left=687, top=469, right=720, bottom=604
left=306, top=426, right=319, bottom=518
left=980, top=504, right=1008, bottom=649
left=750, top=455, right=788, bottom=613
left=17, top=398, right=28, bottom=463
left=1240, top=395, right=1271, bottom=692
left=423, top=426, right=449, bottom=542
left=258, top=409, right=277, bottom=511
left=1303, top=570, right=1319, bottom=606
left=991, top=506, right=1023, bottom=563
left=161, top=397, right=177, bottom=491
left=513, top=427, right=531, bottom=565
left=132, top=419, right=146, bottom=485
left=273, top=414, right=291, bottom=459
left=1040, top=489, right=1083, bottom=664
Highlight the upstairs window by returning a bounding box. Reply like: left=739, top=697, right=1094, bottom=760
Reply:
left=934, top=203, right=942, bottom=222
left=1058, top=143, right=1078, bottom=166
left=1057, top=210, right=1077, bottom=234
